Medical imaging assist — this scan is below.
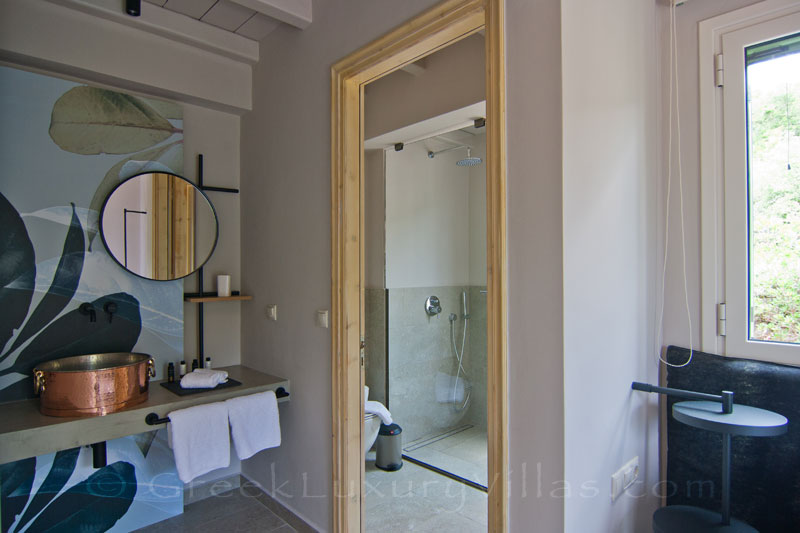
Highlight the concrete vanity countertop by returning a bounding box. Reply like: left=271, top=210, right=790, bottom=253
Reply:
left=0, top=365, right=289, bottom=464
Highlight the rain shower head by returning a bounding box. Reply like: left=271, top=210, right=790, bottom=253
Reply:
left=427, top=145, right=483, bottom=166
left=456, top=147, right=482, bottom=167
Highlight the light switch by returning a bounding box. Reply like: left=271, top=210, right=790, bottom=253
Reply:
left=611, top=456, right=639, bottom=501
left=266, top=304, right=277, bottom=321
left=316, top=309, right=329, bottom=328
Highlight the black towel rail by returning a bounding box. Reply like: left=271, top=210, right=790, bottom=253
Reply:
left=145, top=386, right=290, bottom=426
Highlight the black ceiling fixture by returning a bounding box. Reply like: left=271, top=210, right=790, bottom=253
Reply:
left=125, top=0, right=141, bottom=17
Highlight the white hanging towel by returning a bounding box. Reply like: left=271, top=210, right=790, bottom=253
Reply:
left=226, top=390, right=281, bottom=460
left=365, top=400, right=392, bottom=425
left=168, top=402, right=230, bottom=483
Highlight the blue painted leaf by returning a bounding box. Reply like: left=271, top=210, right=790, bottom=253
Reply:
left=0, top=193, right=35, bottom=355
left=0, top=293, right=141, bottom=401
left=25, top=461, right=137, bottom=533
left=7, top=203, right=84, bottom=355
left=15, top=448, right=80, bottom=529
left=133, top=431, right=157, bottom=459
left=0, top=457, right=35, bottom=533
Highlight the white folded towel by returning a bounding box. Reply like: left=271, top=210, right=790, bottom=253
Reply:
left=365, top=400, right=392, bottom=425
left=168, top=402, right=230, bottom=483
left=226, top=390, right=281, bottom=460
left=194, top=368, right=229, bottom=380
left=180, top=370, right=228, bottom=389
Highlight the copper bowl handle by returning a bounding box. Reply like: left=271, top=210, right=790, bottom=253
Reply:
left=33, top=370, right=46, bottom=395
left=147, top=358, right=156, bottom=378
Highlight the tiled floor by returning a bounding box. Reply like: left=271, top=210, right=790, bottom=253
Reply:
left=365, top=451, right=487, bottom=532
left=403, top=426, right=488, bottom=488
left=135, top=477, right=315, bottom=533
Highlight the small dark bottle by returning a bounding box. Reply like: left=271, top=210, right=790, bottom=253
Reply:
left=192, top=358, right=198, bottom=371
left=167, top=362, right=175, bottom=383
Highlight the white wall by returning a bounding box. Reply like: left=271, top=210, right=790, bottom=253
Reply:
left=364, top=149, right=386, bottom=289
left=385, top=142, right=470, bottom=288
left=468, top=135, right=487, bottom=286
left=241, top=0, right=569, bottom=530
left=561, top=0, right=660, bottom=530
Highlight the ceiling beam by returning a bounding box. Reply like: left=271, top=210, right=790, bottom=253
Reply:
left=44, top=0, right=258, bottom=64
left=227, top=0, right=312, bottom=29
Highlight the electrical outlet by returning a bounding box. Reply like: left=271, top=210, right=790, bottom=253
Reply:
left=611, top=456, right=639, bottom=501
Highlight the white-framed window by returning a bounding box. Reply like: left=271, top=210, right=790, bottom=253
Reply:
left=700, top=1, right=800, bottom=365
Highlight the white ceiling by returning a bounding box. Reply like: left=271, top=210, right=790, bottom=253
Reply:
left=364, top=102, right=486, bottom=151
left=143, top=0, right=281, bottom=41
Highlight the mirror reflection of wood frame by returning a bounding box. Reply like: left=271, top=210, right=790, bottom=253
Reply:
left=151, top=173, right=195, bottom=279
left=100, top=172, right=217, bottom=281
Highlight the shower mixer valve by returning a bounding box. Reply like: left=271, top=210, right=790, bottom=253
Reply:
left=424, top=296, right=442, bottom=316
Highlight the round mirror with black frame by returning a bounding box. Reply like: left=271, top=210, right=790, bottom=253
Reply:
left=100, top=172, right=218, bottom=281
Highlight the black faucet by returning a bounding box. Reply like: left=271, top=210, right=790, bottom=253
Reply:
left=103, top=302, right=118, bottom=323
left=79, top=303, right=96, bottom=323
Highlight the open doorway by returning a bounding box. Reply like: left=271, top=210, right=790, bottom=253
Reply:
left=330, top=1, right=506, bottom=530
left=363, top=93, right=488, bottom=528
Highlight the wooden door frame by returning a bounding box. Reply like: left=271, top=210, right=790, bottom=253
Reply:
left=330, top=0, right=507, bottom=530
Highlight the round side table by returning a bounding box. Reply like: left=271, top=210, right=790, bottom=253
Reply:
left=654, top=401, right=787, bottom=533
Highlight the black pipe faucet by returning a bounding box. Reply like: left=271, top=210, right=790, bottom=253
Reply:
left=103, top=302, right=118, bottom=323
left=79, top=303, right=97, bottom=323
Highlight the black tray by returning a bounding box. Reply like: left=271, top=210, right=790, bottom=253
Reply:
left=160, top=378, right=242, bottom=396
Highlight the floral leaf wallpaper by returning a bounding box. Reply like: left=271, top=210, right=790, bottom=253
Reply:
left=0, top=193, right=35, bottom=351
left=49, top=86, right=180, bottom=155
left=0, top=66, right=184, bottom=532
left=14, top=448, right=80, bottom=528
left=4, top=202, right=84, bottom=356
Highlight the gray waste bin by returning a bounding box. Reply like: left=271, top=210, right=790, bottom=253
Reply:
left=375, top=423, right=402, bottom=471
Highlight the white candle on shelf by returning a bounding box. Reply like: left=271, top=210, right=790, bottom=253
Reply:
left=217, top=275, right=231, bottom=297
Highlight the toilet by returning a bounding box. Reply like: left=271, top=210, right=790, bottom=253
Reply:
left=364, top=413, right=383, bottom=455
left=364, top=386, right=392, bottom=457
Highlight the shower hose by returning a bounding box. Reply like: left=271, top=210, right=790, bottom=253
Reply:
left=450, top=312, right=471, bottom=411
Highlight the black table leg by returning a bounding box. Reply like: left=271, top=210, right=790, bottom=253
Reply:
left=722, top=432, right=731, bottom=526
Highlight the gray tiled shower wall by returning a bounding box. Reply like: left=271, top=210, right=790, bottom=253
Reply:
left=364, top=286, right=487, bottom=445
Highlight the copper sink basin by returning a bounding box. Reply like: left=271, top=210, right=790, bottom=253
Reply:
left=33, top=353, right=155, bottom=417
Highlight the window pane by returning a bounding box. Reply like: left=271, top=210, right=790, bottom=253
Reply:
left=746, top=33, right=800, bottom=344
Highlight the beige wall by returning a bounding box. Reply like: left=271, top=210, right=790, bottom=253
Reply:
left=364, top=33, right=485, bottom=139
left=505, top=0, right=566, bottom=530
left=182, top=105, right=242, bottom=370
left=241, top=0, right=568, bottom=530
